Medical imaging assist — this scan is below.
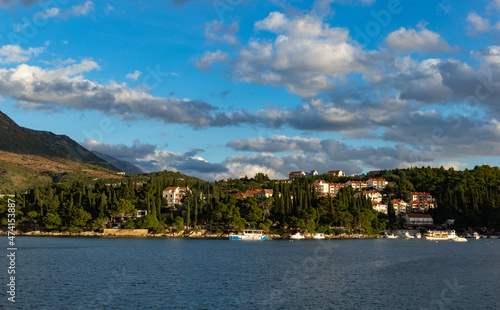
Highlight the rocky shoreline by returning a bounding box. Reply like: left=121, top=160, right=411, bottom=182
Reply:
left=1, top=229, right=379, bottom=239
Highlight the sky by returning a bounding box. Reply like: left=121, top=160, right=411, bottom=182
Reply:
left=1, top=0, right=500, bottom=181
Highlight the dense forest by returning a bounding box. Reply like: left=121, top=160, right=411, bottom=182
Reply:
left=1, top=165, right=500, bottom=235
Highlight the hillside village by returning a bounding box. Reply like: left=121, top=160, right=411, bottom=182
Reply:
left=2, top=165, right=500, bottom=236
left=162, top=169, right=439, bottom=229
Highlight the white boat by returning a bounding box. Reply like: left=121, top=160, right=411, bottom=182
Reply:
left=229, top=229, right=269, bottom=240
left=473, top=232, right=480, bottom=239
left=451, top=236, right=467, bottom=242
left=424, top=230, right=457, bottom=241
left=312, top=233, right=325, bottom=239
left=386, top=234, right=399, bottom=239
left=405, top=232, right=415, bottom=239
left=290, top=232, right=305, bottom=239
left=490, top=235, right=499, bottom=239
left=415, top=233, right=422, bottom=239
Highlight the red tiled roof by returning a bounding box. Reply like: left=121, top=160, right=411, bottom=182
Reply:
left=163, top=186, right=188, bottom=191
left=406, top=213, right=432, bottom=218
left=289, top=171, right=305, bottom=174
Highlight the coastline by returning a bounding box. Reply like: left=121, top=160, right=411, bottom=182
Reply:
left=1, top=230, right=380, bottom=239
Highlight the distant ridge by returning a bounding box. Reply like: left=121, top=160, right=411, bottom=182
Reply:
left=0, top=111, right=119, bottom=171
left=92, top=151, right=147, bottom=175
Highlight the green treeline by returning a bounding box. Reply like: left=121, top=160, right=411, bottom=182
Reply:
left=1, top=166, right=500, bottom=234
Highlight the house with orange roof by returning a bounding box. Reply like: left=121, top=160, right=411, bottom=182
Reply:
left=245, top=189, right=261, bottom=197
left=345, top=180, right=368, bottom=191
left=354, top=189, right=382, bottom=203
left=162, top=186, right=190, bottom=206
left=367, top=178, right=388, bottom=191
left=289, top=171, right=306, bottom=179
left=372, top=202, right=388, bottom=214
left=234, top=192, right=248, bottom=199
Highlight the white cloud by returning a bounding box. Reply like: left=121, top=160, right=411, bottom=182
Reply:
left=82, top=139, right=156, bottom=158
left=205, top=21, right=239, bottom=45
left=197, top=11, right=383, bottom=97
left=386, top=26, right=452, bottom=53
left=0, top=45, right=44, bottom=64
left=466, top=12, right=500, bottom=35
left=125, top=70, right=142, bottom=81
left=195, top=50, right=229, bottom=71
left=72, top=1, right=94, bottom=16
left=105, top=3, right=115, bottom=15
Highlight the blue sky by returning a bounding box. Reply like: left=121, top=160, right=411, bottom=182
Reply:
left=1, top=0, right=500, bottom=180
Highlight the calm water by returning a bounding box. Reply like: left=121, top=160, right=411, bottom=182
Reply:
left=1, top=236, right=499, bottom=310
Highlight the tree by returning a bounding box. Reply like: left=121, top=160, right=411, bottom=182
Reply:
left=43, top=213, right=61, bottom=230
left=70, top=208, right=92, bottom=228
left=174, top=216, right=184, bottom=232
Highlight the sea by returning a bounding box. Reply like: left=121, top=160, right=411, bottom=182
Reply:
left=0, top=236, right=499, bottom=310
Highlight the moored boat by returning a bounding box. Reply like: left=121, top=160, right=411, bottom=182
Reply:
left=290, top=232, right=305, bottom=239
left=405, top=232, right=415, bottom=239
left=386, top=233, right=399, bottom=239
left=313, top=233, right=325, bottom=239
left=424, top=230, right=457, bottom=241
left=473, top=232, right=480, bottom=239
left=451, top=236, right=467, bottom=242
left=229, top=229, right=270, bottom=240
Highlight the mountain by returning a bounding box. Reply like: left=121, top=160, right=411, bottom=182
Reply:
left=0, top=111, right=119, bottom=171
left=92, top=151, right=147, bottom=175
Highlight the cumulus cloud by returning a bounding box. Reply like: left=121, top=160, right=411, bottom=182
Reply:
left=82, top=139, right=156, bottom=159
left=136, top=149, right=228, bottom=178
left=126, top=70, right=142, bottom=81
left=466, top=12, right=500, bottom=36
left=0, top=45, right=44, bottom=64
left=71, top=1, right=94, bottom=16
left=196, top=11, right=383, bottom=97
left=386, top=25, right=453, bottom=53
left=205, top=21, right=239, bottom=45
left=195, top=50, right=229, bottom=71
left=0, top=59, right=227, bottom=128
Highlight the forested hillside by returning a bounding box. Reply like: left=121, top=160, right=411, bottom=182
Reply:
left=1, top=166, right=500, bottom=234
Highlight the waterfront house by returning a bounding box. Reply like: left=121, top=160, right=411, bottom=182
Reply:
left=162, top=186, right=190, bottom=206
left=404, top=213, right=434, bottom=227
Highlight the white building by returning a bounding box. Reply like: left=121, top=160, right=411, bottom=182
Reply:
left=289, top=171, right=306, bottom=179
left=387, top=199, right=409, bottom=215
left=367, top=178, right=388, bottom=191
left=313, top=180, right=345, bottom=195
left=345, top=180, right=368, bottom=191
left=162, top=186, right=190, bottom=206
left=409, top=201, right=436, bottom=213
left=327, top=170, right=345, bottom=177
left=409, top=192, right=433, bottom=202
left=404, top=213, right=433, bottom=227
left=256, top=189, right=274, bottom=198
left=354, top=189, right=382, bottom=203
left=372, top=202, right=388, bottom=214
